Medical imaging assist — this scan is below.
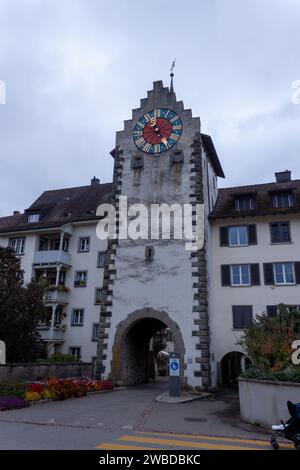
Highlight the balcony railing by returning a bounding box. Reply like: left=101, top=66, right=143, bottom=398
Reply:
left=33, top=250, right=71, bottom=266
left=44, top=289, right=69, bottom=304
left=37, top=326, right=65, bottom=342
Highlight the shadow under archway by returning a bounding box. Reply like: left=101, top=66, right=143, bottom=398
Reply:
left=111, top=308, right=185, bottom=386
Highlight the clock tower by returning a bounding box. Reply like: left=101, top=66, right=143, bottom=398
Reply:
left=96, top=78, right=224, bottom=388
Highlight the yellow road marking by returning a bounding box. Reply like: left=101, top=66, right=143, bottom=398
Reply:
left=96, top=443, right=156, bottom=450
left=119, top=435, right=262, bottom=450
left=138, top=431, right=292, bottom=448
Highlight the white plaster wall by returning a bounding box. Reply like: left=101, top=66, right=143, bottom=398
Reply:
left=60, top=222, right=107, bottom=361
left=209, top=214, right=300, bottom=387
left=103, top=83, right=211, bottom=387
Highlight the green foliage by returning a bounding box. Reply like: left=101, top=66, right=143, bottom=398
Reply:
left=241, top=366, right=300, bottom=383
left=238, top=305, right=300, bottom=380
left=0, top=380, right=28, bottom=398
left=49, top=353, right=78, bottom=363
left=0, top=247, right=48, bottom=362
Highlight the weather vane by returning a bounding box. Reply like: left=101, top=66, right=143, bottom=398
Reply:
left=170, top=59, right=176, bottom=92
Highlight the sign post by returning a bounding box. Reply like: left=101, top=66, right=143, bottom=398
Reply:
left=169, top=352, right=180, bottom=397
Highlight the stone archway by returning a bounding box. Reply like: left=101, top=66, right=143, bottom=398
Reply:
left=111, top=308, right=185, bottom=385
left=220, top=351, right=251, bottom=388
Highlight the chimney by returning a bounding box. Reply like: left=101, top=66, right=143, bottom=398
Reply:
left=13, top=210, right=20, bottom=216
left=91, top=176, right=100, bottom=186
left=275, top=170, right=291, bottom=183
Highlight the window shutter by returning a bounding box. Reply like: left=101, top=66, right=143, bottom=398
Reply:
left=250, top=264, right=260, bottom=285
left=248, top=225, right=257, bottom=245
left=219, top=227, right=229, bottom=246
left=232, top=306, right=243, bottom=329
left=221, top=265, right=231, bottom=286
left=266, top=305, right=277, bottom=317
left=263, top=263, right=274, bottom=285
left=294, top=262, right=300, bottom=284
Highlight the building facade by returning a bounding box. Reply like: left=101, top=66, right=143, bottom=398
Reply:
left=0, top=80, right=299, bottom=389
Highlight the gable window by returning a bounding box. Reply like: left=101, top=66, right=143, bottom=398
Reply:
left=270, top=222, right=291, bottom=243
left=95, top=288, right=102, bottom=305
left=232, top=306, right=253, bottom=329
left=92, top=323, right=100, bottom=342
left=69, top=346, right=81, bottom=360
left=274, top=262, right=294, bottom=285
left=229, top=226, right=248, bottom=246
left=71, top=309, right=84, bottom=326
left=78, top=237, right=90, bottom=252
left=272, top=192, right=293, bottom=208
left=97, top=251, right=106, bottom=268
left=27, top=213, right=39, bottom=223
left=234, top=196, right=254, bottom=212
left=74, top=271, right=87, bottom=287
left=231, top=265, right=250, bottom=286
left=9, top=237, right=25, bottom=255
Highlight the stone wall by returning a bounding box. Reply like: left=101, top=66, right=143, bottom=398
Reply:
left=0, top=362, right=93, bottom=382
left=239, top=378, right=300, bottom=427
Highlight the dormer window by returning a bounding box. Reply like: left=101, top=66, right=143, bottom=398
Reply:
left=234, top=196, right=254, bottom=212
left=272, top=191, right=293, bottom=208
left=27, top=213, right=40, bottom=223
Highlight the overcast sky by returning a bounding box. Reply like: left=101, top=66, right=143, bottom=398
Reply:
left=0, top=0, right=300, bottom=216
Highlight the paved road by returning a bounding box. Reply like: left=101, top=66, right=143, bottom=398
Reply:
left=0, top=379, right=282, bottom=450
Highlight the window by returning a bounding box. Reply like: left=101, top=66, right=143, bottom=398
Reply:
left=78, top=237, right=90, bottom=252
left=50, top=239, right=60, bottom=250
left=234, top=196, right=254, bottom=212
left=92, top=323, right=100, bottom=341
left=221, top=264, right=260, bottom=286
left=95, top=288, right=102, bottom=305
left=270, top=222, right=291, bottom=243
left=232, top=306, right=253, bottom=329
left=71, top=309, right=84, bottom=326
left=74, top=271, right=87, bottom=287
left=231, top=265, right=250, bottom=286
left=220, top=225, right=257, bottom=246
left=69, top=346, right=81, bottom=360
left=145, top=245, right=155, bottom=260
left=9, top=237, right=25, bottom=255
left=97, top=251, right=106, bottom=268
left=131, top=154, right=144, bottom=169
left=27, top=213, right=39, bottom=223
left=229, top=226, right=248, bottom=246
left=272, top=192, right=293, bottom=208
left=274, top=262, right=295, bottom=285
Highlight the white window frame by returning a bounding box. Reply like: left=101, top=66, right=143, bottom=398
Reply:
left=78, top=237, right=90, bottom=252
left=74, top=271, right=87, bottom=287
left=229, top=226, right=248, bottom=247
left=97, top=251, right=106, bottom=268
left=231, top=264, right=250, bottom=286
left=273, top=262, right=295, bottom=285
left=71, top=309, right=84, bottom=326
left=94, top=287, right=102, bottom=305
left=27, top=213, right=39, bottom=223
left=91, top=323, right=100, bottom=342
left=235, top=197, right=254, bottom=212
left=272, top=193, right=293, bottom=209
left=9, top=237, right=25, bottom=255
left=69, top=346, right=81, bottom=360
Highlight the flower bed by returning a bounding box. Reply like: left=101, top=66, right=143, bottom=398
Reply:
left=24, top=377, right=113, bottom=402
left=0, top=396, right=29, bottom=411
left=0, top=378, right=113, bottom=409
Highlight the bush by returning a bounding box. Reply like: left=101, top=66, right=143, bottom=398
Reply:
left=25, top=391, right=41, bottom=401
left=0, top=381, right=27, bottom=398
left=241, top=366, right=300, bottom=383
left=49, top=353, right=79, bottom=363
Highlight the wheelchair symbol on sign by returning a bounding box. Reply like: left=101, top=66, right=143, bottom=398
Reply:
left=171, top=362, right=178, bottom=371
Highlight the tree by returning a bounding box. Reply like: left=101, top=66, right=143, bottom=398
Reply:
left=0, top=247, right=48, bottom=362
left=238, top=305, right=300, bottom=372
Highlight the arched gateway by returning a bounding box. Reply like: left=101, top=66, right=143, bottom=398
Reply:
left=111, top=309, right=185, bottom=385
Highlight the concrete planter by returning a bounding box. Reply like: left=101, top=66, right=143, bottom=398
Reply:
left=239, top=378, right=300, bottom=428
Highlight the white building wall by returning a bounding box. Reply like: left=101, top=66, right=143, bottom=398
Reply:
left=209, top=213, right=300, bottom=387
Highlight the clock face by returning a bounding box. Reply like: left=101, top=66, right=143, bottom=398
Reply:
left=133, top=108, right=183, bottom=154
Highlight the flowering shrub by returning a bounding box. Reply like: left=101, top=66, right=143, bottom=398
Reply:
left=25, top=391, right=41, bottom=401
left=28, top=383, right=45, bottom=394
left=0, top=396, right=29, bottom=411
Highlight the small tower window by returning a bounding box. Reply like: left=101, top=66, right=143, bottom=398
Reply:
left=145, top=245, right=154, bottom=261
left=170, top=149, right=184, bottom=165
left=131, top=154, right=144, bottom=170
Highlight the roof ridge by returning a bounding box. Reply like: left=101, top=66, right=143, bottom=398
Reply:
left=219, top=179, right=300, bottom=192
